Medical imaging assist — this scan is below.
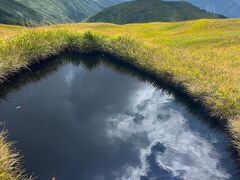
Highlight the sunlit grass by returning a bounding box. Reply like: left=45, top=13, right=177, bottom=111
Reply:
left=0, top=131, right=29, bottom=180
left=0, top=18, right=239, bottom=178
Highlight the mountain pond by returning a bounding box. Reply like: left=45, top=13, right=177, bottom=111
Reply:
left=0, top=54, right=239, bottom=180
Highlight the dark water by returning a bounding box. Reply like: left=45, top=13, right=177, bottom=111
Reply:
left=0, top=54, right=239, bottom=180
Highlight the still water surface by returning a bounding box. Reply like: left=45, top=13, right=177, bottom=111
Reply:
left=0, top=54, right=238, bottom=180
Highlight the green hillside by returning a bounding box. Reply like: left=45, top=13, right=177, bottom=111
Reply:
left=167, top=0, right=240, bottom=18
left=0, top=0, right=54, bottom=26
left=16, top=0, right=127, bottom=23
left=87, top=0, right=225, bottom=24
left=0, top=0, right=127, bottom=25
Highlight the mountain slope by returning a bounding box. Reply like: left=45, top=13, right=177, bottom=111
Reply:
left=16, top=0, right=128, bottom=23
left=0, top=0, right=54, bottom=25
left=167, top=0, right=240, bottom=18
left=87, top=0, right=225, bottom=24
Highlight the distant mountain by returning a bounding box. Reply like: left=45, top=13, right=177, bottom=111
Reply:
left=16, top=0, right=128, bottom=23
left=87, top=0, right=225, bottom=24
left=167, top=0, right=240, bottom=18
left=0, top=0, right=54, bottom=25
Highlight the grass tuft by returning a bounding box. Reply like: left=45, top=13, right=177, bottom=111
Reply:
left=0, top=131, right=29, bottom=180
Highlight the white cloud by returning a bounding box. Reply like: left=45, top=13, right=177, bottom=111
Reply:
left=106, top=85, right=230, bottom=180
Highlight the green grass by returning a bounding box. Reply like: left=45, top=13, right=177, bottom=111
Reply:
left=0, top=18, right=239, bottom=178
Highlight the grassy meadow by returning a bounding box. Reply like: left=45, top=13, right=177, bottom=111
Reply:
left=0, top=18, right=239, bottom=179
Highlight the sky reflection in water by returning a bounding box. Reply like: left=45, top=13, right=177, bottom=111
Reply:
left=0, top=54, right=238, bottom=180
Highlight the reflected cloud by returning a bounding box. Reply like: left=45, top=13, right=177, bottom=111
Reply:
left=106, top=85, right=231, bottom=180
left=65, top=67, right=76, bottom=86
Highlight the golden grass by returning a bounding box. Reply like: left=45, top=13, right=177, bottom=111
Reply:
left=0, top=18, right=239, bottom=178
left=0, top=132, right=28, bottom=180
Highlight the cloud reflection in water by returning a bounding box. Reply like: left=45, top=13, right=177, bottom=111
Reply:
left=106, top=85, right=230, bottom=180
